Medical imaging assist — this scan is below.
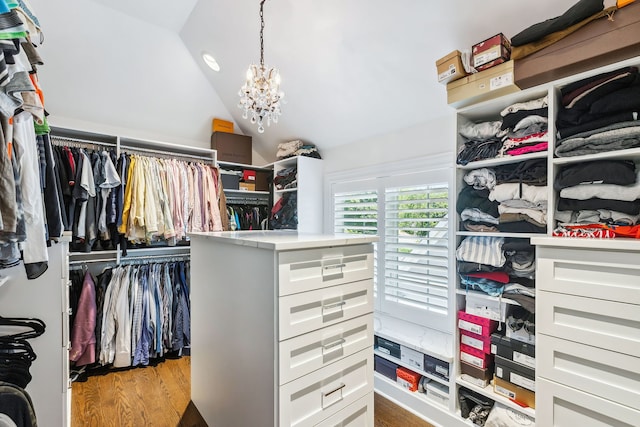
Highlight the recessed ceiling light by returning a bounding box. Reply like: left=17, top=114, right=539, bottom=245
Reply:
left=202, top=52, right=220, bottom=72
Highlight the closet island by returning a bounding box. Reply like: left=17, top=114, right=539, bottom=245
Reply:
left=189, top=231, right=377, bottom=427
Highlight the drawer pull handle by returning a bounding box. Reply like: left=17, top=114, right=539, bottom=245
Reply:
left=323, top=338, right=346, bottom=350
left=323, top=383, right=346, bottom=397
left=323, top=301, right=346, bottom=310
left=324, top=264, right=346, bottom=270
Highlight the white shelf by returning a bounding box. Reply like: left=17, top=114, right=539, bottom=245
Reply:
left=374, top=373, right=447, bottom=409
left=374, top=350, right=450, bottom=387
left=455, top=289, right=523, bottom=306
left=456, top=151, right=548, bottom=170
left=217, top=160, right=271, bottom=170
left=223, top=189, right=270, bottom=196
left=456, top=231, right=542, bottom=239
left=456, top=376, right=535, bottom=419
left=374, top=314, right=453, bottom=362
left=274, top=188, right=297, bottom=193
left=552, top=147, right=640, bottom=165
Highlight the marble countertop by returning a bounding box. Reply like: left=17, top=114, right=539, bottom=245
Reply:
left=189, top=230, right=378, bottom=251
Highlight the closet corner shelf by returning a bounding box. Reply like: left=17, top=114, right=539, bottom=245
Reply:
left=274, top=188, right=298, bottom=194
left=455, top=376, right=536, bottom=418
left=455, top=289, right=524, bottom=307
left=456, top=152, right=547, bottom=170
left=456, top=231, right=545, bottom=239
left=373, top=349, right=450, bottom=387
left=552, top=147, right=640, bottom=165
left=217, top=160, right=271, bottom=170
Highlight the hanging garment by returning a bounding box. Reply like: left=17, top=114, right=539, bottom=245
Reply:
left=69, top=271, right=97, bottom=366
left=13, top=111, right=47, bottom=278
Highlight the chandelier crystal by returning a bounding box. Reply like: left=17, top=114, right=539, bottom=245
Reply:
left=238, top=0, right=284, bottom=133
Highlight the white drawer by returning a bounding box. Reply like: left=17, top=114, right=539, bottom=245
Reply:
left=279, top=314, right=373, bottom=385
left=279, top=279, right=374, bottom=340
left=537, top=290, right=640, bottom=357
left=314, top=392, right=373, bottom=427
left=538, top=334, right=640, bottom=410
left=537, top=377, right=640, bottom=427
left=279, top=245, right=374, bottom=296
left=279, top=349, right=373, bottom=427
left=537, top=247, right=640, bottom=304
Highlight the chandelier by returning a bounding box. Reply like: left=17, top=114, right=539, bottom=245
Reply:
left=238, top=0, right=284, bottom=133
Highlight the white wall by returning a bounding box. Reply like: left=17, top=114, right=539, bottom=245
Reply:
left=30, top=0, right=235, bottom=149
left=322, top=113, right=456, bottom=173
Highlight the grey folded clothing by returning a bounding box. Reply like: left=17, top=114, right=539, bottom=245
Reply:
left=555, top=121, right=640, bottom=157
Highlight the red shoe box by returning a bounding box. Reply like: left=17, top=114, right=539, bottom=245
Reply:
left=396, top=366, right=421, bottom=392
left=458, top=310, right=499, bottom=337
left=460, top=343, right=494, bottom=369
left=472, top=33, right=511, bottom=72
left=460, top=329, right=492, bottom=354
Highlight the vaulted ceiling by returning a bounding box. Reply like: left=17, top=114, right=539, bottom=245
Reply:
left=38, top=0, right=583, bottom=160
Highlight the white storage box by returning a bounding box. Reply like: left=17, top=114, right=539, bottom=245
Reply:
left=400, top=345, right=425, bottom=371
left=425, top=381, right=449, bottom=407
left=465, top=293, right=507, bottom=322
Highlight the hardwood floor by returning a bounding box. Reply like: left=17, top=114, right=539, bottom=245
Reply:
left=71, top=356, right=434, bottom=427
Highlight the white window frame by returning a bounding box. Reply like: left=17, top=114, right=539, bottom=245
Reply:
left=325, top=154, right=455, bottom=333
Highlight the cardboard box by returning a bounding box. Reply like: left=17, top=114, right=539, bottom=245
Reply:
left=375, top=336, right=401, bottom=359
left=460, top=344, right=493, bottom=369
left=374, top=355, right=398, bottom=381
left=212, top=118, right=234, bottom=133
left=447, top=60, right=520, bottom=108
left=494, top=355, right=535, bottom=392
left=436, top=50, right=466, bottom=84
left=493, top=376, right=536, bottom=409
left=461, top=329, right=492, bottom=354
left=465, top=293, right=507, bottom=322
left=255, top=170, right=271, bottom=192
left=514, top=1, right=640, bottom=89
left=424, top=354, right=450, bottom=380
left=396, top=366, right=421, bottom=392
left=242, top=170, right=256, bottom=182
left=458, top=310, right=499, bottom=337
left=472, top=33, right=511, bottom=70
left=239, top=182, right=256, bottom=191
left=460, top=361, right=493, bottom=388
left=211, top=132, right=252, bottom=164
left=425, top=381, right=449, bottom=407
left=491, top=333, right=535, bottom=369
left=400, top=345, right=425, bottom=371
left=220, top=172, right=240, bottom=190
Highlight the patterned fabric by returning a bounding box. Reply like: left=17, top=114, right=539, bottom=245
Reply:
left=456, top=236, right=506, bottom=268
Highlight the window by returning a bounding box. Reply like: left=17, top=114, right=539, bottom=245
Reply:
left=331, top=165, right=452, bottom=332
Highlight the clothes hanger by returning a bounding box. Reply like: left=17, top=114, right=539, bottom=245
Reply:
left=0, top=317, right=46, bottom=340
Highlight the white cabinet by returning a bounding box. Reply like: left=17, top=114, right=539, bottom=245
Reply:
left=450, top=55, right=640, bottom=425
left=0, top=238, right=71, bottom=427
left=189, top=231, right=376, bottom=427
left=271, top=156, right=324, bottom=233
left=532, top=238, right=640, bottom=425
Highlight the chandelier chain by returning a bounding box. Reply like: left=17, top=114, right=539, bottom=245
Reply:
left=259, top=0, right=265, bottom=67
left=238, top=0, right=283, bottom=133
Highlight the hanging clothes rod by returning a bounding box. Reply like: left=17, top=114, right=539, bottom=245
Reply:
left=51, top=135, right=117, bottom=148
left=120, top=144, right=215, bottom=163
left=119, top=253, right=190, bottom=265
left=227, top=199, right=270, bottom=206
left=68, top=256, right=118, bottom=266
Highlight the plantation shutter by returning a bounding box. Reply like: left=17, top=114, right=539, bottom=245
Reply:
left=383, top=183, right=449, bottom=320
